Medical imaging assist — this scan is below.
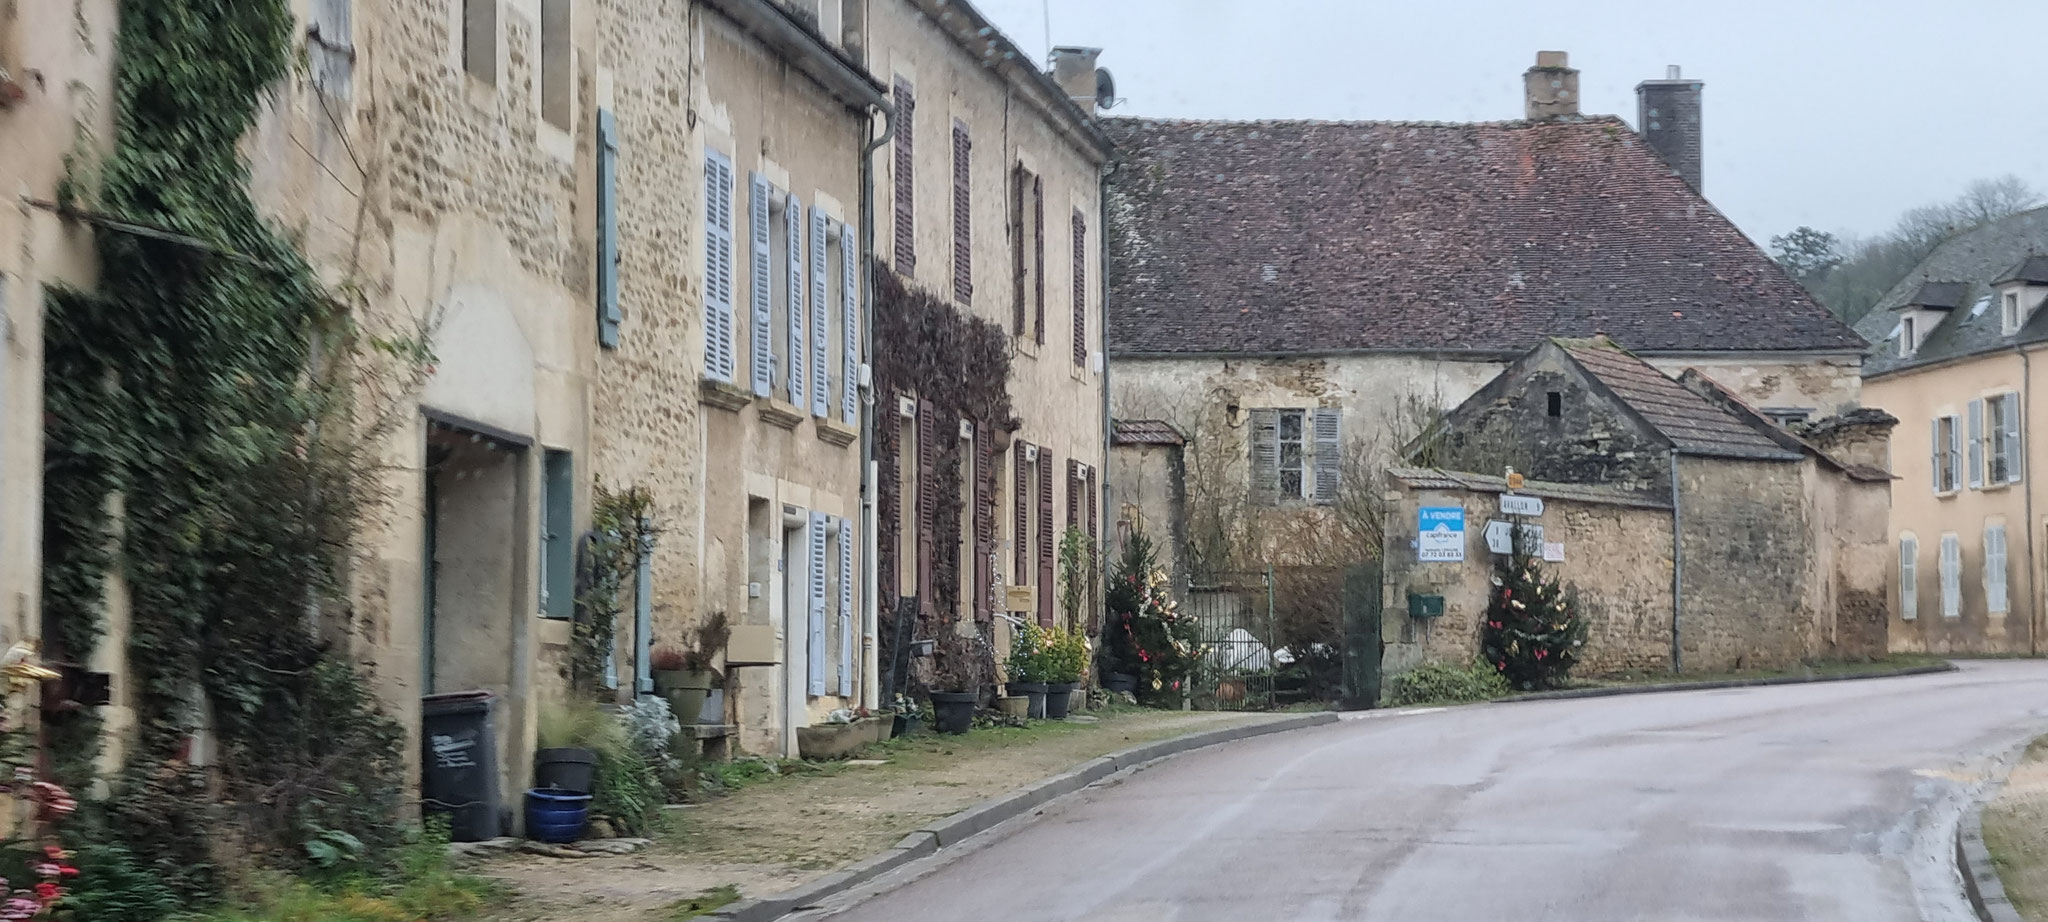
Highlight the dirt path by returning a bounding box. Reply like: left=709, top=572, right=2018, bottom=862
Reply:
left=1985, top=737, right=2048, bottom=920
left=473, top=708, right=1283, bottom=922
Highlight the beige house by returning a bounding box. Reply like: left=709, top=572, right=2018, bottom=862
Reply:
left=1104, top=54, right=1866, bottom=572
left=860, top=1, right=1112, bottom=677
left=1855, top=208, right=2048, bottom=654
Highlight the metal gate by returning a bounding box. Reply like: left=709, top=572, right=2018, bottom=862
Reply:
left=1185, top=570, right=1279, bottom=709
left=1342, top=561, right=1384, bottom=709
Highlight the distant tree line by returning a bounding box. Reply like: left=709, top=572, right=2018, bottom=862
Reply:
left=1770, top=175, right=2043, bottom=324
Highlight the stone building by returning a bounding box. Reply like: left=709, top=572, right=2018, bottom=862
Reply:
left=1380, top=339, right=1894, bottom=682
left=1854, top=207, right=2048, bottom=655
left=859, top=1, right=1112, bottom=679
left=1101, top=52, right=1866, bottom=571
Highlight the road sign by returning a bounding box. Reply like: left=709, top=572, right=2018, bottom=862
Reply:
left=1499, top=493, right=1544, bottom=517
left=1542, top=541, right=1565, bottom=562
left=1417, top=507, right=1465, bottom=562
left=1485, top=520, right=1543, bottom=555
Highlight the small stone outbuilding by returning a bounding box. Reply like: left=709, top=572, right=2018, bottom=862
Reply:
left=1381, top=339, right=1896, bottom=683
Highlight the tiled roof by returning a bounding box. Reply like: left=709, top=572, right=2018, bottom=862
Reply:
left=1906, top=280, right=1967, bottom=310
left=1856, top=207, right=2048, bottom=377
left=1560, top=341, right=1800, bottom=461
left=1112, top=419, right=1184, bottom=446
left=1102, top=116, right=1865, bottom=357
left=1994, top=254, right=2048, bottom=285
left=1386, top=467, right=1672, bottom=510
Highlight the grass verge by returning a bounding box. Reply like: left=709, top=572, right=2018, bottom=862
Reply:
left=180, top=827, right=499, bottom=922
left=1984, top=735, right=2048, bottom=920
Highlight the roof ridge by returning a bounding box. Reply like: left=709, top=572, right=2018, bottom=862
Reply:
left=1100, top=114, right=1629, bottom=130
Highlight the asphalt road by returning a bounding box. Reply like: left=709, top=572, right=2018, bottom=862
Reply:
left=803, top=661, right=2048, bottom=922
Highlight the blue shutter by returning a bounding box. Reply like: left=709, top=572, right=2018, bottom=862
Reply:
left=749, top=172, right=773, bottom=396
left=597, top=109, right=622, bottom=349
left=841, top=223, right=859, bottom=425
left=541, top=450, right=574, bottom=618
left=838, top=516, right=855, bottom=697
left=787, top=193, right=807, bottom=408
left=808, top=511, right=829, bottom=697
left=703, top=151, right=737, bottom=381
left=635, top=522, right=654, bottom=694
left=1968, top=400, right=1984, bottom=489
left=811, top=207, right=830, bottom=418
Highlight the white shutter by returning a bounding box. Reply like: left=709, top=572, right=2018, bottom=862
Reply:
left=841, top=223, right=859, bottom=425
left=749, top=173, right=774, bottom=396
left=704, top=152, right=737, bottom=381
left=2003, top=392, right=2024, bottom=484
left=1968, top=400, right=1984, bottom=489
left=1950, top=416, right=1965, bottom=492
left=1940, top=533, right=1961, bottom=619
left=1931, top=419, right=1941, bottom=494
left=1250, top=409, right=1279, bottom=505
left=788, top=194, right=807, bottom=408
left=1986, top=524, right=2009, bottom=613
left=1311, top=408, right=1342, bottom=505
left=838, top=517, right=855, bottom=697
left=1899, top=536, right=1918, bottom=621
left=810, top=207, right=830, bottom=417
left=808, top=511, right=828, bottom=697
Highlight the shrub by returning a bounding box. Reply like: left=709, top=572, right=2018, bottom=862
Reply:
left=1383, top=659, right=1511, bottom=707
left=1006, top=623, right=1048, bottom=684
left=536, top=701, right=663, bottom=836
left=1040, top=627, right=1089, bottom=684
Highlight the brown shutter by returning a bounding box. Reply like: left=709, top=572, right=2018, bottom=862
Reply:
left=1067, top=458, right=1080, bottom=530
left=1038, top=448, right=1055, bottom=627
left=952, top=119, right=972, bottom=304
left=876, top=390, right=900, bottom=614
left=1072, top=210, right=1088, bottom=366
left=1014, top=441, right=1031, bottom=594
left=1033, top=177, right=1045, bottom=345
left=974, top=432, right=995, bottom=622
left=892, top=79, right=915, bottom=275
left=1085, top=465, right=1099, bottom=635
left=1011, top=164, right=1027, bottom=334
left=916, top=401, right=936, bottom=615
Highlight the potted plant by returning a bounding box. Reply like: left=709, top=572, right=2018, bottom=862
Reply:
left=890, top=694, right=929, bottom=736
left=797, top=710, right=870, bottom=759
left=928, top=628, right=992, bottom=734
left=1006, top=623, right=1049, bottom=718
left=1040, top=626, right=1088, bottom=719
left=653, top=611, right=729, bottom=724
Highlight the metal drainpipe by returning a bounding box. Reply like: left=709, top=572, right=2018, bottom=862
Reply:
left=858, top=96, right=897, bottom=709
left=2025, top=348, right=2039, bottom=656
left=1669, top=451, right=1684, bottom=674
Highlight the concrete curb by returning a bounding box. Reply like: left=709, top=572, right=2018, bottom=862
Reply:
left=1958, top=797, right=2024, bottom=922
left=1503, top=662, right=1957, bottom=702
left=702, top=711, right=1340, bottom=922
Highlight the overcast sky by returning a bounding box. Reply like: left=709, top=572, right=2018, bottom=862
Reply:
left=976, top=0, right=2048, bottom=245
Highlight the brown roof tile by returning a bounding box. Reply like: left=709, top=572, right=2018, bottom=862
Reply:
left=1112, top=419, right=1184, bottom=445
left=1560, top=341, right=1797, bottom=461
left=1103, top=116, right=1865, bottom=357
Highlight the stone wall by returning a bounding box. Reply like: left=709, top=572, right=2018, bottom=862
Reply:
left=1432, top=349, right=1672, bottom=494
left=1109, top=440, right=1187, bottom=593
left=1379, top=475, right=1676, bottom=682
left=1674, top=455, right=1814, bottom=671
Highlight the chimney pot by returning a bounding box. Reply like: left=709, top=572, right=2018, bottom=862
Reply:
left=1049, top=45, right=1104, bottom=115
left=1636, top=66, right=1704, bottom=193
left=1523, top=51, right=1580, bottom=120
left=1666, top=64, right=1681, bottom=79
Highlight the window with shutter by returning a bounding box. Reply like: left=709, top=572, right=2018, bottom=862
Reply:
left=635, top=535, right=653, bottom=694
left=703, top=151, right=738, bottom=380
left=838, top=517, right=856, bottom=696
left=1968, top=399, right=1984, bottom=488
left=1939, top=532, right=1961, bottom=619
left=1250, top=409, right=1279, bottom=505
left=1277, top=411, right=1306, bottom=499
left=540, top=450, right=574, bottom=618
left=597, top=110, right=621, bottom=349
left=893, top=79, right=915, bottom=274
left=840, top=225, right=859, bottom=424
left=1033, top=177, right=1045, bottom=344
left=1067, top=458, right=1080, bottom=531
left=916, top=402, right=937, bottom=612
left=975, top=435, right=995, bottom=622
left=311, top=0, right=354, bottom=96
left=808, top=511, right=828, bottom=696
left=1072, top=210, right=1087, bottom=366
left=810, top=206, right=829, bottom=417
left=1011, top=164, right=1030, bottom=334
left=749, top=172, right=774, bottom=396
left=1989, top=392, right=2023, bottom=484
left=788, top=194, right=807, bottom=408
left=952, top=120, right=973, bottom=304
left=1038, top=449, right=1055, bottom=627
left=1084, top=465, right=1099, bottom=634
left=1014, top=442, right=1031, bottom=591
left=1986, top=523, right=2009, bottom=613
left=1312, top=408, right=1341, bottom=504
left=1899, top=534, right=1918, bottom=621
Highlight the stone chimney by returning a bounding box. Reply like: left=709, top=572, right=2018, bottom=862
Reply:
left=1523, top=51, right=1579, bottom=120
left=1803, top=408, right=1900, bottom=473
left=1637, top=65, right=1704, bottom=193
left=1049, top=46, right=1103, bottom=114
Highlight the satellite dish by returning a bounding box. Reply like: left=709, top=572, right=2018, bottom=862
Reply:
left=1095, top=67, right=1119, bottom=109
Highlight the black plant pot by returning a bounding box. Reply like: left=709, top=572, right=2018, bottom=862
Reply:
left=1043, top=682, right=1077, bottom=719
left=893, top=713, right=924, bottom=737
left=533, top=747, right=597, bottom=795
left=1008, top=682, right=1048, bottom=719
left=1103, top=672, right=1138, bottom=694
left=930, top=691, right=976, bottom=734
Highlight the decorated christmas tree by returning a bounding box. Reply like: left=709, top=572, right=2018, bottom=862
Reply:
left=1479, top=545, right=1588, bottom=690
left=1103, top=531, right=1198, bottom=704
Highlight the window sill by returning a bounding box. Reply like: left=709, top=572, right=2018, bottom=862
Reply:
left=1934, top=489, right=1961, bottom=500
left=759, top=399, right=807, bottom=430
left=818, top=419, right=858, bottom=447
left=701, top=378, right=752, bottom=412
left=1015, top=337, right=1040, bottom=360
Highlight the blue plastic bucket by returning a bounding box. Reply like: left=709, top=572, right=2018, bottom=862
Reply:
left=525, top=788, right=592, bottom=843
